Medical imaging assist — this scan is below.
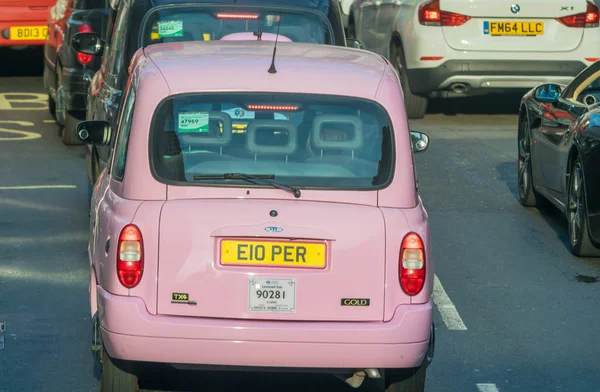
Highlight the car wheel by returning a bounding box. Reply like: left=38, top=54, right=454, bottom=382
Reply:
left=567, top=157, right=600, bottom=257
left=48, top=94, right=57, bottom=120
left=61, top=111, right=84, bottom=146
left=100, top=345, right=139, bottom=392
left=517, top=115, right=545, bottom=208
left=391, top=43, right=427, bottom=119
left=385, top=361, right=426, bottom=392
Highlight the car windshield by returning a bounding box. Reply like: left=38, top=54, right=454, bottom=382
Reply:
left=150, top=93, right=394, bottom=190
left=140, top=5, right=334, bottom=47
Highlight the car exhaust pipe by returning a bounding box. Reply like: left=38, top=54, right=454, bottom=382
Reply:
left=335, top=369, right=381, bottom=388
left=583, top=94, right=597, bottom=105
left=450, top=83, right=468, bottom=94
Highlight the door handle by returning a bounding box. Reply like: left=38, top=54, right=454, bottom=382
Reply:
left=105, top=237, right=111, bottom=255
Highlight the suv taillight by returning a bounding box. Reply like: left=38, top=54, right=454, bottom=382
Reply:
left=557, top=1, right=599, bottom=28
left=399, top=233, right=426, bottom=296
left=76, top=24, right=93, bottom=64
left=117, top=224, right=144, bottom=289
left=418, top=0, right=471, bottom=27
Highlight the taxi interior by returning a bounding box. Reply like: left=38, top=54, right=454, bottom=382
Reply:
left=151, top=95, right=393, bottom=188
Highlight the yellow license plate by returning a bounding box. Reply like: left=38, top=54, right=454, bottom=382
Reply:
left=486, top=21, right=543, bottom=36
left=221, top=240, right=327, bottom=268
left=10, top=26, right=48, bottom=41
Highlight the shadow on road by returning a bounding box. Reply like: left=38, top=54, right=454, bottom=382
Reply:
left=495, top=161, right=519, bottom=201
left=0, top=47, right=44, bottom=77
left=427, top=92, right=525, bottom=116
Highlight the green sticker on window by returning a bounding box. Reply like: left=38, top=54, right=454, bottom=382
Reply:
left=158, top=20, right=183, bottom=38
left=178, top=112, right=209, bottom=133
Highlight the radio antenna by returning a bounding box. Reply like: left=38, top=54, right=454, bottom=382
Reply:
left=267, top=12, right=282, bottom=74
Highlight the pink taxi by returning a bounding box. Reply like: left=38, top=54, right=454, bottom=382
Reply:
left=78, top=39, right=434, bottom=392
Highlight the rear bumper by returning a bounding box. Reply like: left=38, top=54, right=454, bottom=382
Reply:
left=98, top=286, right=432, bottom=369
left=62, top=66, right=94, bottom=113
left=406, top=60, right=587, bottom=95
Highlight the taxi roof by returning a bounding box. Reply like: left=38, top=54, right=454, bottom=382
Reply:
left=138, top=40, right=391, bottom=100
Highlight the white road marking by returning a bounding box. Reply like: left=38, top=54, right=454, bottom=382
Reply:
left=0, top=185, right=76, bottom=190
left=477, top=383, right=500, bottom=392
left=433, top=274, right=467, bottom=330
left=0, top=232, right=88, bottom=246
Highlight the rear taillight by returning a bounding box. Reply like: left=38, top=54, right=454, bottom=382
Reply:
left=418, top=0, right=471, bottom=27
left=76, top=24, right=93, bottom=64
left=117, top=224, right=144, bottom=289
left=399, top=233, right=426, bottom=296
left=557, top=1, right=599, bottom=28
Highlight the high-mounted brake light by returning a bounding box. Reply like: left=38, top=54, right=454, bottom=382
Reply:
left=76, top=24, right=93, bottom=65
left=557, top=1, right=599, bottom=28
left=418, top=0, right=470, bottom=27
left=117, top=224, right=144, bottom=289
left=216, top=13, right=259, bottom=20
left=399, top=233, right=426, bottom=296
left=247, top=105, right=298, bottom=111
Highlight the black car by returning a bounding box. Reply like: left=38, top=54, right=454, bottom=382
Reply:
left=518, top=60, right=600, bottom=257
left=43, top=0, right=112, bottom=145
left=72, top=0, right=355, bottom=188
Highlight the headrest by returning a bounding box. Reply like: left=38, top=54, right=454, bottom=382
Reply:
left=220, top=32, right=292, bottom=42
left=277, top=26, right=308, bottom=42
left=246, top=120, right=297, bottom=155
left=176, top=111, right=232, bottom=147
left=311, top=115, right=363, bottom=151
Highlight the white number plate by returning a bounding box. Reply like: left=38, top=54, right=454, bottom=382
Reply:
left=248, top=278, right=296, bottom=313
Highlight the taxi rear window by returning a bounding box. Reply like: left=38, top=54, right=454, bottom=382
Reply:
left=150, top=93, right=394, bottom=190
left=140, top=5, right=334, bottom=46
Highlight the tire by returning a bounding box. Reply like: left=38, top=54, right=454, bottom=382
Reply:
left=391, top=43, right=427, bottom=119
left=517, top=115, right=545, bottom=208
left=100, top=345, right=139, bottom=392
left=61, top=111, right=84, bottom=146
left=48, top=94, right=57, bottom=120
left=386, top=361, right=426, bottom=392
left=567, top=157, right=600, bottom=257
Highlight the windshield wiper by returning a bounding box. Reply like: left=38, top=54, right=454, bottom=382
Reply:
left=193, top=173, right=301, bottom=198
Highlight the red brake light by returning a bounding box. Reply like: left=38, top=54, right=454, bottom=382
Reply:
left=117, top=224, right=144, bottom=289
left=247, top=105, right=298, bottom=111
left=76, top=24, right=93, bottom=64
left=399, top=233, right=426, bottom=296
left=557, top=1, right=599, bottom=27
left=216, top=13, right=259, bottom=19
left=418, top=0, right=470, bottom=27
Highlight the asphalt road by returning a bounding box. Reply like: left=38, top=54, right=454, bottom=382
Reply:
left=0, top=47, right=599, bottom=392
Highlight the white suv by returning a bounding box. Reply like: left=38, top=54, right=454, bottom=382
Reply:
left=347, top=0, right=600, bottom=118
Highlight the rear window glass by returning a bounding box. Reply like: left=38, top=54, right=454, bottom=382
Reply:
left=150, top=93, right=394, bottom=190
left=140, top=5, right=334, bottom=46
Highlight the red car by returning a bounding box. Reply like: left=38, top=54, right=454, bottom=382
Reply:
left=0, top=0, right=53, bottom=48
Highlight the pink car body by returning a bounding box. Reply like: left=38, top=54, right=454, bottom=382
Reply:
left=82, top=39, right=434, bottom=391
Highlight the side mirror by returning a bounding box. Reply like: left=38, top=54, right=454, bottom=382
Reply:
left=72, top=32, right=104, bottom=56
left=347, top=39, right=364, bottom=49
left=410, top=131, right=430, bottom=153
left=77, top=120, right=111, bottom=145
left=534, top=83, right=561, bottom=103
